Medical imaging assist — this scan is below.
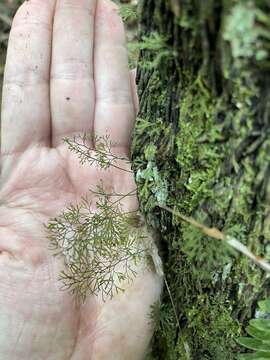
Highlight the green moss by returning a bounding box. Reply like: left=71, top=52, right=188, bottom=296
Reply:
left=186, top=295, right=241, bottom=359
left=117, top=3, right=138, bottom=22
left=175, top=75, right=224, bottom=212
left=128, top=32, right=176, bottom=70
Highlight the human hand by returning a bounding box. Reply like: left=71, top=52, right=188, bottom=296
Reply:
left=0, top=0, right=162, bottom=359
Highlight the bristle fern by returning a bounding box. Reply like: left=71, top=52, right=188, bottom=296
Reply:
left=237, top=300, right=270, bottom=359
left=63, top=133, right=132, bottom=173
left=48, top=190, right=148, bottom=301
left=47, top=133, right=158, bottom=302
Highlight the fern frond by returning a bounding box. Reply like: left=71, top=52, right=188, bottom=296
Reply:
left=46, top=133, right=161, bottom=302
left=47, top=187, right=149, bottom=302
left=63, top=134, right=132, bottom=173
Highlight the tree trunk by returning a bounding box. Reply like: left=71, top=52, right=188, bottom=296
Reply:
left=131, top=1, right=270, bottom=359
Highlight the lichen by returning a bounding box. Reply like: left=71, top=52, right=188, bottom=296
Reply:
left=136, top=161, right=169, bottom=206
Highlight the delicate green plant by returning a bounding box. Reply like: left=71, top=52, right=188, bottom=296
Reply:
left=48, top=188, right=148, bottom=301
left=47, top=133, right=159, bottom=302
left=63, top=133, right=132, bottom=173
left=237, top=300, right=270, bottom=359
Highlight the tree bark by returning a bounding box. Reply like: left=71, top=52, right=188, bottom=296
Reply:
left=131, top=1, right=270, bottom=359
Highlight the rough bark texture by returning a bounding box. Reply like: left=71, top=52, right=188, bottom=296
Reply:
left=131, top=1, right=270, bottom=359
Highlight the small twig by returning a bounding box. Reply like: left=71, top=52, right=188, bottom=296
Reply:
left=226, top=237, right=270, bottom=272
left=163, top=277, right=191, bottom=358
left=159, top=204, right=270, bottom=273
left=164, top=277, right=180, bottom=328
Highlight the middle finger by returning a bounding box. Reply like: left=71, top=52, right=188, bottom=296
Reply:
left=50, top=0, right=96, bottom=147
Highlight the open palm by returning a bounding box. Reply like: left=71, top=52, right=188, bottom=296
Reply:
left=0, top=1, right=162, bottom=359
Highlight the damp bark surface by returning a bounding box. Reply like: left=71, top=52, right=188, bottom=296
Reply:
left=131, top=1, right=270, bottom=359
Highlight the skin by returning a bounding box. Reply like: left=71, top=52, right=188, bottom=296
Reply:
left=0, top=0, right=163, bottom=359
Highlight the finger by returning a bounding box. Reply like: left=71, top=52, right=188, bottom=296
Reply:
left=130, top=68, right=139, bottom=115
left=50, top=0, right=96, bottom=147
left=94, top=0, right=135, bottom=156
left=1, top=0, right=55, bottom=156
